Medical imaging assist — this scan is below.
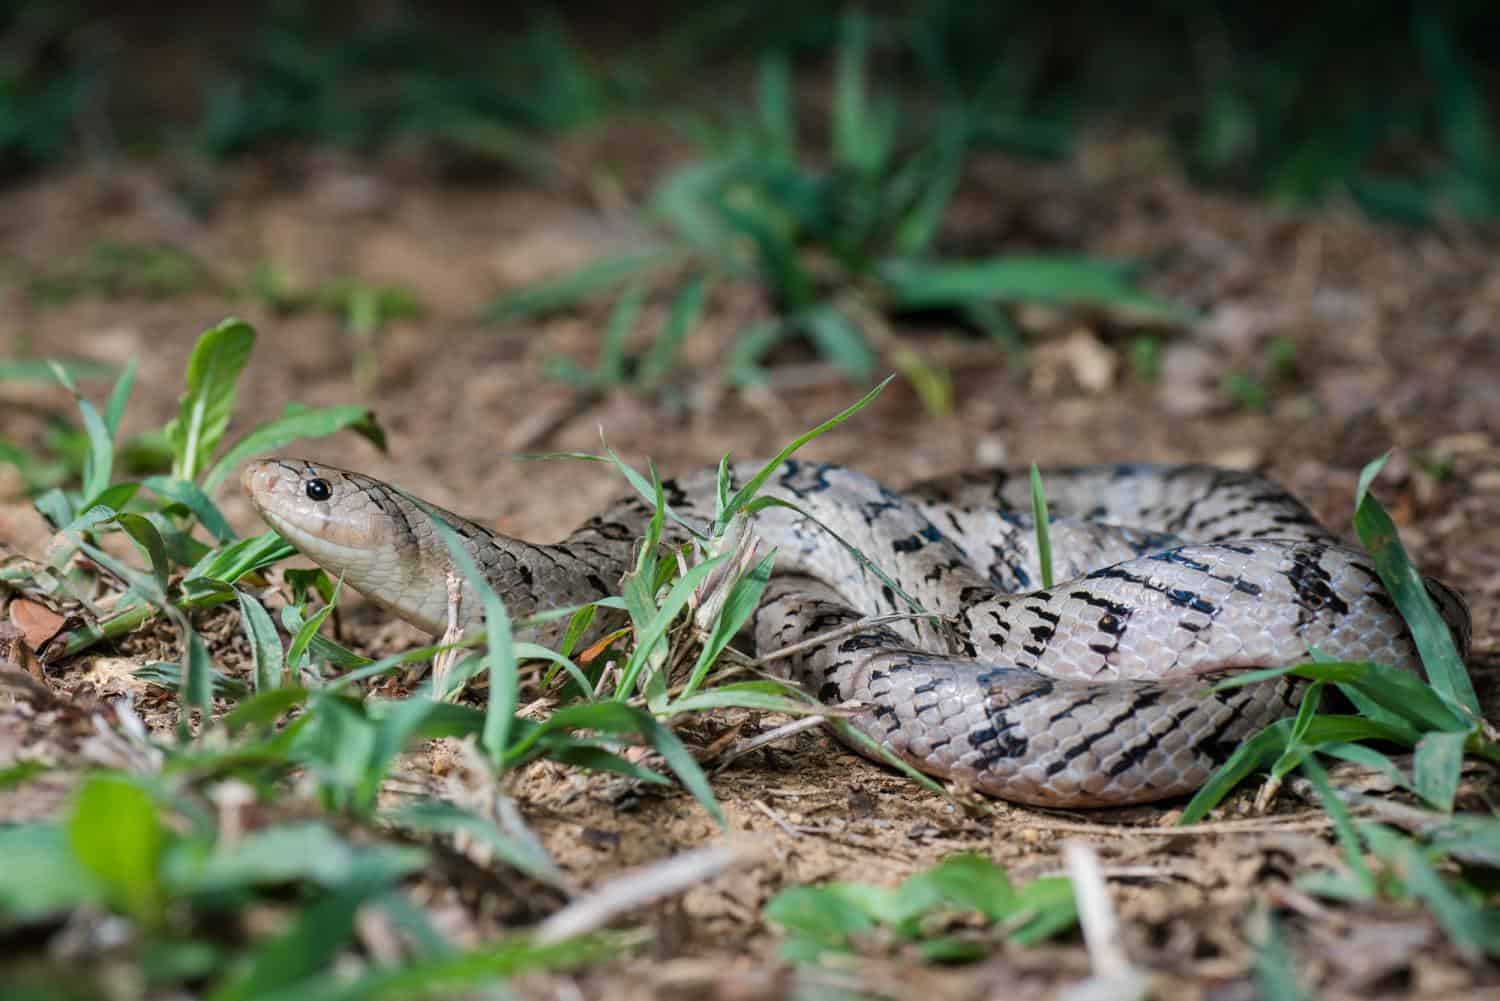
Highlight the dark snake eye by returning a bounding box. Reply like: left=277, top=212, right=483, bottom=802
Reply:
left=305, top=478, right=332, bottom=502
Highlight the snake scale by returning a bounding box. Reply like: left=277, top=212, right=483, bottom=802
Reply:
left=243, top=457, right=1472, bottom=807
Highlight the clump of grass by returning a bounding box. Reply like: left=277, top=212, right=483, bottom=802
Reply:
left=486, top=10, right=1191, bottom=402
left=765, top=854, right=1077, bottom=963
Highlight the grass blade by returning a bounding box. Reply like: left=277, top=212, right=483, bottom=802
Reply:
left=1353, top=453, right=1478, bottom=715
left=421, top=502, right=518, bottom=766
left=721, top=376, right=892, bottom=522
left=1029, top=463, right=1053, bottom=589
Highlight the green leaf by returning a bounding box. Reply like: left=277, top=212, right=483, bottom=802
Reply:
left=181, top=822, right=424, bottom=894
left=165, top=318, right=257, bottom=482
left=103, top=358, right=137, bottom=439
left=832, top=9, right=873, bottom=172
left=1361, top=823, right=1500, bottom=958
left=0, top=823, right=102, bottom=922
left=765, top=884, right=875, bottom=959
left=183, top=626, right=215, bottom=716
left=679, top=550, right=776, bottom=700
left=202, top=405, right=386, bottom=492
left=236, top=590, right=286, bottom=692
left=212, top=874, right=389, bottom=1001
left=0, top=359, right=114, bottom=384
left=756, top=52, right=795, bottom=162
left=68, top=775, right=166, bottom=926
left=286, top=583, right=342, bottom=669
left=387, top=800, right=565, bottom=889
left=77, top=397, right=114, bottom=504
left=638, top=273, right=712, bottom=388
left=225, top=686, right=309, bottom=734
left=1007, top=876, right=1078, bottom=945
left=116, top=512, right=172, bottom=595
left=878, top=255, right=1196, bottom=323
left=485, top=249, right=674, bottom=322
left=903, top=853, right=1017, bottom=922
left=145, top=475, right=237, bottom=543
left=1414, top=729, right=1468, bottom=812
left=191, top=532, right=298, bottom=584
left=1353, top=454, right=1478, bottom=716
left=801, top=304, right=876, bottom=379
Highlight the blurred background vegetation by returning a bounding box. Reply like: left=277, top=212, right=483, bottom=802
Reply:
left=3, top=0, right=1497, bottom=225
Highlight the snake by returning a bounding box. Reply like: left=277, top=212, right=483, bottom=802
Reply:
left=242, top=456, right=1472, bottom=807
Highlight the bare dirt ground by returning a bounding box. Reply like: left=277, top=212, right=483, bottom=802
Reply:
left=2, top=129, right=1499, bottom=999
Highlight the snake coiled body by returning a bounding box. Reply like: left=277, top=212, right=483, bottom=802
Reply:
left=244, top=458, right=1471, bottom=807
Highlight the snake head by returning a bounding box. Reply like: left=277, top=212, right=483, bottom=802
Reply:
left=242, top=458, right=483, bottom=635
left=242, top=458, right=398, bottom=557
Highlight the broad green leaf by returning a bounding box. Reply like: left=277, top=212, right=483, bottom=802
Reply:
left=212, top=875, right=388, bottom=1001
left=104, top=358, right=137, bottom=438
left=183, top=626, right=215, bottom=716
left=765, top=884, right=875, bottom=959
left=1353, top=453, right=1479, bottom=716
left=1413, top=729, right=1468, bottom=812
left=116, top=512, right=172, bottom=594
left=878, top=255, right=1195, bottom=323
left=236, top=590, right=286, bottom=691
left=145, top=475, right=237, bottom=543
left=387, top=800, right=566, bottom=889
left=1007, top=875, right=1078, bottom=945
left=68, top=775, right=166, bottom=925
left=485, top=249, right=674, bottom=322
left=165, top=318, right=257, bottom=482
left=191, top=531, right=298, bottom=584
left=0, top=823, right=101, bottom=921
left=180, top=822, right=424, bottom=894
left=802, top=304, right=875, bottom=379
left=77, top=397, right=113, bottom=504
left=903, top=854, right=1017, bottom=922
left=202, top=404, right=386, bottom=492
left=225, top=686, right=310, bottom=733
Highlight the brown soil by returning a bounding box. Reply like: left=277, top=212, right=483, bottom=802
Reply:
left=2, top=130, right=1499, bottom=1000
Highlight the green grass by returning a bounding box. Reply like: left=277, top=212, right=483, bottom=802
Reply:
left=487, top=10, right=1192, bottom=401
left=765, top=854, right=1078, bottom=963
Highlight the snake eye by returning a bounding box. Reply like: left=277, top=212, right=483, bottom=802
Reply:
left=305, top=478, right=332, bottom=502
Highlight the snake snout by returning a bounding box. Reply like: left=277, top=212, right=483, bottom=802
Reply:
left=1424, top=577, right=1473, bottom=659
left=241, top=459, right=285, bottom=509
